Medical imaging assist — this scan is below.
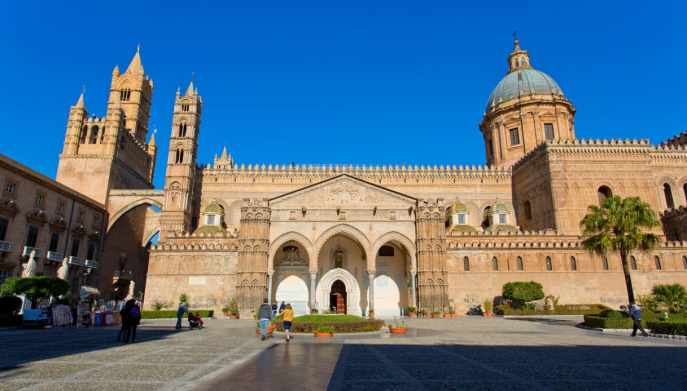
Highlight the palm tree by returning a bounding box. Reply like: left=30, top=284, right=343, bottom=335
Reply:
left=652, top=284, right=687, bottom=313
left=580, top=196, right=659, bottom=305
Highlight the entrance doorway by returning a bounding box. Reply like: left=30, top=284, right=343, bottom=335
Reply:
left=329, top=280, right=347, bottom=314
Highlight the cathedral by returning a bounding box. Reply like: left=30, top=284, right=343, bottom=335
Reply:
left=51, top=38, right=687, bottom=316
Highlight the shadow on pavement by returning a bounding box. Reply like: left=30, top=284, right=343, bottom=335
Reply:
left=204, top=343, right=687, bottom=391
left=0, top=323, right=183, bottom=373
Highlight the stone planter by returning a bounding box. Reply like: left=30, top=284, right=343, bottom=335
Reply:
left=314, top=332, right=333, bottom=337
left=408, top=312, right=417, bottom=318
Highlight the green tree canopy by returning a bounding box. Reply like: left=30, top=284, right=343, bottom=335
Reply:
left=14, top=277, right=70, bottom=302
left=580, top=196, right=659, bottom=305
left=502, top=281, right=545, bottom=306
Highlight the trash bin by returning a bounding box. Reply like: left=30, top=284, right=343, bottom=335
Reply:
left=94, top=312, right=103, bottom=327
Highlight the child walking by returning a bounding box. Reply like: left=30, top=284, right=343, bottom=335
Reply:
left=282, top=303, right=294, bottom=342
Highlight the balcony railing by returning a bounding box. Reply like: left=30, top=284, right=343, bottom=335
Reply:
left=22, top=246, right=42, bottom=258
left=67, top=256, right=85, bottom=267
left=0, top=241, right=11, bottom=253
left=85, top=259, right=98, bottom=269
left=46, top=251, right=64, bottom=262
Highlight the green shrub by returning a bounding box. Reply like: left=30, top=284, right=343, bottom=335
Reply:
left=583, top=315, right=636, bottom=329
left=316, top=326, right=335, bottom=334
left=141, top=309, right=213, bottom=319
left=496, top=303, right=608, bottom=316
left=652, top=284, right=687, bottom=313
left=272, top=314, right=383, bottom=333
left=647, top=320, right=687, bottom=336
left=0, top=277, right=20, bottom=296
left=599, top=310, right=628, bottom=319
left=151, top=301, right=168, bottom=311
left=502, top=281, right=544, bottom=307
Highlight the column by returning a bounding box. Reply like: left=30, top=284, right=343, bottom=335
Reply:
left=267, top=273, right=273, bottom=305
left=410, top=271, right=417, bottom=307
left=368, top=271, right=375, bottom=316
left=310, top=272, right=317, bottom=311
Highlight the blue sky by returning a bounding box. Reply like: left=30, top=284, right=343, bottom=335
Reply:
left=1, top=1, right=685, bottom=188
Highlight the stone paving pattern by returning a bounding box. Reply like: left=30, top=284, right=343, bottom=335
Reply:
left=2, top=316, right=687, bottom=390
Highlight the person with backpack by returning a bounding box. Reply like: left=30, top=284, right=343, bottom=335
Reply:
left=126, top=301, right=142, bottom=342
left=257, top=298, right=273, bottom=341
left=117, top=299, right=134, bottom=342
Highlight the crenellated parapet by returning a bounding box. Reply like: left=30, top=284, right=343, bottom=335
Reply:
left=662, top=131, right=687, bottom=147
left=201, top=161, right=512, bottom=187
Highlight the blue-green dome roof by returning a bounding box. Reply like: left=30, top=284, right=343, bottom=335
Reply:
left=486, top=68, right=564, bottom=110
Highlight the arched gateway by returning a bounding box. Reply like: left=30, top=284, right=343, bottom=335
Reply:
left=316, top=268, right=362, bottom=315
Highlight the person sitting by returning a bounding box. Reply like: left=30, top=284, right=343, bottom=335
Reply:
left=188, top=312, right=204, bottom=329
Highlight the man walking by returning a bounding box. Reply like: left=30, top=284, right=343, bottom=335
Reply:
left=257, top=298, right=273, bottom=341
left=625, top=303, right=649, bottom=337
left=176, top=301, right=187, bottom=330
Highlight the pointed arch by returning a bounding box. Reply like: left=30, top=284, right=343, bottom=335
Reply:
left=314, top=224, right=371, bottom=264
left=108, top=197, right=163, bottom=231
left=370, top=231, right=417, bottom=272
left=269, top=231, right=314, bottom=273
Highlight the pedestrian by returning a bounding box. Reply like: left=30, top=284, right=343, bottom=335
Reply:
left=176, top=301, right=187, bottom=330
left=627, top=303, right=649, bottom=337
left=257, top=298, right=273, bottom=341
left=282, top=303, right=294, bottom=342
left=117, top=299, right=134, bottom=342
left=278, top=301, right=286, bottom=314
left=271, top=302, right=278, bottom=317
left=127, top=301, right=141, bottom=342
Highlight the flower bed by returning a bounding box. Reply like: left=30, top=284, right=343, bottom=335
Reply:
left=273, top=314, right=383, bottom=333
left=141, top=309, right=214, bottom=319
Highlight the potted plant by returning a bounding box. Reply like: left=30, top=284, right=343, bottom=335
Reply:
left=388, top=319, right=408, bottom=334
left=431, top=311, right=443, bottom=319
left=445, top=306, right=456, bottom=318
left=405, top=306, right=417, bottom=318
left=483, top=299, right=493, bottom=317
left=314, top=325, right=334, bottom=337
left=222, top=298, right=239, bottom=319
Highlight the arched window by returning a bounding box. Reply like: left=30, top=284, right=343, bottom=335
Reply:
left=597, top=186, right=612, bottom=205
left=545, top=256, right=553, bottom=271
left=491, top=257, right=499, bottom=271
left=516, top=256, right=524, bottom=271
left=175, top=149, right=184, bottom=164
left=463, top=256, right=470, bottom=271
left=663, top=183, right=675, bottom=209
left=120, top=89, right=131, bottom=101
left=89, top=126, right=99, bottom=144
left=630, top=256, right=638, bottom=271
left=79, top=126, right=87, bottom=144
left=178, top=123, right=187, bottom=137
left=682, top=256, right=687, bottom=270
left=524, top=201, right=532, bottom=220
left=377, top=245, right=394, bottom=257
left=570, top=256, right=577, bottom=271
left=655, top=256, right=662, bottom=271
left=482, top=206, right=492, bottom=230
left=602, top=257, right=609, bottom=271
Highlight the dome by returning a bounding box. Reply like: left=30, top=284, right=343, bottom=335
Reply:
left=486, top=68, right=564, bottom=111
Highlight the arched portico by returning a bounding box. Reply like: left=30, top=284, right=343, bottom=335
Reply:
left=316, top=268, right=362, bottom=315
left=314, top=224, right=372, bottom=265
left=268, top=231, right=314, bottom=273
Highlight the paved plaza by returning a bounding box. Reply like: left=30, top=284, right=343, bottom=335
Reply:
left=1, top=316, right=686, bottom=390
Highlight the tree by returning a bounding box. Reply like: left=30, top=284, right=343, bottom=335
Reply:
left=652, top=284, right=687, bottom=313
left=502, top=281, right=545, bottom=308
left=580, top=196, right=659, bottom=305
left=14, top=277, right=70, bottom=307
left=0, top=277, right=20, bottom=297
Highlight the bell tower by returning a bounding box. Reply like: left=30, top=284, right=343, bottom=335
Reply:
left=159, top=81, right=202, bottom=239
left=56, top=47, right=156, bottom=204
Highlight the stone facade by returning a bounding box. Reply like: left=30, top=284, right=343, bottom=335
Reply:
left=0, top=154, right=107, bottom=297
left=10, top=40, right=683, bottom=315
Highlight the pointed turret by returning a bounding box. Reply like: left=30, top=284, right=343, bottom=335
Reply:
left=149, top=130, right=156, bottom=147
left=125, top=45, right=144, bottom=75
left=185, top=80, right=195, bottom=96
left=221, top=146, right=228, bottom=159
left=74, top=91, right=85, bottom=109
left=112, top=65, right=120, bottom=77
